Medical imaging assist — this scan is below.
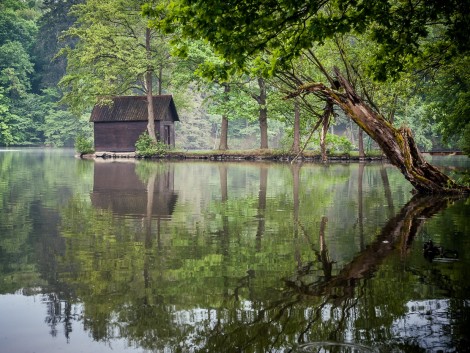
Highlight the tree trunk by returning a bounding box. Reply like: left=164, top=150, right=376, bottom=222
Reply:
left=218, top=84, right=230, bottom=150
left=258, top=77, right=269, bottom=149
left=320, top=101, right=332, bottom=162
left=158, top=64, right=163, bottom=95
left=145, top=28, right=157, bottom=142
left=358, top=128, right=365, bottom=158
left=292, top=101, right=301, bottom=154
left=288, top=68, right=467, bottom=194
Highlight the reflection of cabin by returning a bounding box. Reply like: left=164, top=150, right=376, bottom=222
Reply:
left=91, top=162, right=178, bottom=218
left=90, top=95, right=180, bottom=152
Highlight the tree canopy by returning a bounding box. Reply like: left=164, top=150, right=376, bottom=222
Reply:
left=0, top=0, right=468, bottom=164
left=151, top=0, right=469, bottom=80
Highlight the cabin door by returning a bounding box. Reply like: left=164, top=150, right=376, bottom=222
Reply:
left=164, top=125, right=171, bottom=145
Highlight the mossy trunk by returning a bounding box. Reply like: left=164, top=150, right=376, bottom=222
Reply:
left=320, top=101, right=332, bottom=162
left=289, top=68, right=467, bottom=194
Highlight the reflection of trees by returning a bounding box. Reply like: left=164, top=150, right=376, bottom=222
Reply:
left=0, top=150, right=93, bottom=293
left=358, top=162, right=364, bottom=250
left=256, top=166, right=268, bottom=251
left=29, top=160, right=468, bottom=353
left=286, top=195, right=462, bottom=299
left=196, top=194, right=466, bottom=352
left=44, top=293, right=76, bottom=340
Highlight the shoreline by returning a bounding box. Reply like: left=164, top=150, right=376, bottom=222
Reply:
left=80, top=150, right=387, bottom=162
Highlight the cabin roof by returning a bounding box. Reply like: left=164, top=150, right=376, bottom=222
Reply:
left=90, top=95, right=179, bottom=122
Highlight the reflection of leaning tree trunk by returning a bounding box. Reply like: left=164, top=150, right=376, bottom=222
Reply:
left=287, top=67, right=468, bottom=194
left=285, top=194, right=465, bottom=303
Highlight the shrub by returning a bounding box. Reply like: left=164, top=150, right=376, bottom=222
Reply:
left=75, top=135, right=94, bottom=155
left=135, top=132, right=168, bottom=157
left=326, top=134, right=354, bottom=154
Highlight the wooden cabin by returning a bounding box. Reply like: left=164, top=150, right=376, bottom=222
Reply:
left=90, top=95, right=179, bottom=152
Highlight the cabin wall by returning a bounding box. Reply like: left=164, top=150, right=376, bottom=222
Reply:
left=94, top=121, right=176, bottom=152
left=94, top=121, right=147, bottom=152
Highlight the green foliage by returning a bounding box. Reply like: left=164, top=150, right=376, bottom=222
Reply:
left=135, top=132, right=168, bottom=157
left=74, top=135, right=94, bottom=155
left=151, top=0, right=469, bottom=81
left=59, top=0, right=175, bottom=115
left=460, top=125, right=470, bottom=155
left=422, top=55, right=470, bottom=152
left=0, top=88, right=16, bottom=145
left=33, top=0, right=82, bottom=90
left=0, top=41, right=34, bottom=97
left=305, top=133, right=354, bottom=154
left=0, top=6, right=37, bottom=50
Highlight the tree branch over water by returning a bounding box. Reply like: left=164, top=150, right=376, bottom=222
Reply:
left=286, top=68, right=469, bottom=194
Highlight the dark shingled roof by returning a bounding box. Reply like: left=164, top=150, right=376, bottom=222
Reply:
left=90, top=95, right=179, bottom=122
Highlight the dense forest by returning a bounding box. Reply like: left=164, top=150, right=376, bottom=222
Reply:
left=0, top=0, right=469, bottom=156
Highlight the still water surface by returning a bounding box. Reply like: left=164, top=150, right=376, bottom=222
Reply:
left=0, top=149, right=469, bottom=353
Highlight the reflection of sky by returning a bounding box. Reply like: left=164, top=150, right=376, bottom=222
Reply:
left=2, top=294, right=465, bottom=353
left=0, top=293, right=143, bottom=353
left=391, top=299, right=463, bottom=353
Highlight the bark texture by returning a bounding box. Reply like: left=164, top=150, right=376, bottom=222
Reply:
left=253, top=77, right=268, bottom=149
left=320, top=101, right=332, bottom=162
left=288, top=68, right=467, bottom=194
left=145, top=28, right=157, bottom=142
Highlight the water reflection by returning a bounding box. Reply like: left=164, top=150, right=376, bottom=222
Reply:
left=0, top=152, right=469, bottom=353
left=91, top=160, right=178, bottom=219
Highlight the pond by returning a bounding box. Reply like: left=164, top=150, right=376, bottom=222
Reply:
left=0, top=148, right=469, bottom=353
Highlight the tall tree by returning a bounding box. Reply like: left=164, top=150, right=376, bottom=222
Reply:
left=60, top=0, right=173, bottom=141
left=34, top=0, right=83, bottom=90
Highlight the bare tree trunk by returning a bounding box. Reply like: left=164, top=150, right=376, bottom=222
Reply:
left=145, top=28, right=157, bottom=142
left=219, top=84, right=230, bottom=150
left=292, top=101, right=301, bottom=154
left=287, top=68, right=467, bottom=194
left=358, top=128, right=365, bottom=158
left=258, top=78, right=269, bottom=149
left=158, top=64, right=163, bottom=95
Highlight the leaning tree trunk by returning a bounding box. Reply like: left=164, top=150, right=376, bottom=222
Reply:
left=288, top=68, right=467, bottom=194
left=320, top=101, right=332, bottom=162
